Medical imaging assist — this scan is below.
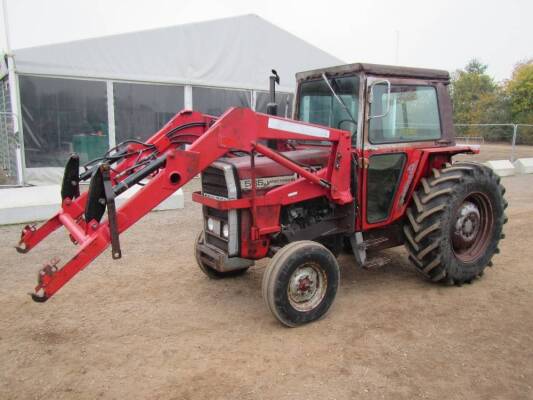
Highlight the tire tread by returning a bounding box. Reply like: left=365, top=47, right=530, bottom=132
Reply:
left=403, top=161, right=506, bottom=284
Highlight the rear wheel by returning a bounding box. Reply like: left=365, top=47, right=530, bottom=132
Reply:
left=404, top=162, right=507, bottom=284
left=262, top=241, right=340, bottom=327
left=194, top=231, right=248, bottom=279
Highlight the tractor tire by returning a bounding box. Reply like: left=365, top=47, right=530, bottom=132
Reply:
left=194, top=231, right=248, bottom=279
left=404, top=162, right=507, bottom=285
left=262, top=241, right=340, bottom=327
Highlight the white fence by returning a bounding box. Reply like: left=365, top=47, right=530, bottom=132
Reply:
left=454, top=123, right=533, bottom=162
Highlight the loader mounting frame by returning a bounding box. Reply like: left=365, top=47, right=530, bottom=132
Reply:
left=17, top=108, right=353, bottom=302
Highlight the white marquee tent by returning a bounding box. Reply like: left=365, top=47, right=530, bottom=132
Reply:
left=0, top=14, right=343, bottom=185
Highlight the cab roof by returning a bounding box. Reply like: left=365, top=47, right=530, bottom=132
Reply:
left=296, top=62, right=450, bottom=82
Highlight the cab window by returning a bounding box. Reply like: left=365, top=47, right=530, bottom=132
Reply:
left=369, top=85, right=441, bottom=144
left=298, top=76, right=359, bottom=136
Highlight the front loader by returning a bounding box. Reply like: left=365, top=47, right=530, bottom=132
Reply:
left=16, top=63, right=507, bottom=326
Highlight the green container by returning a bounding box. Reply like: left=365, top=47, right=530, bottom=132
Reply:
left=72, top=135, right=108, bottom=164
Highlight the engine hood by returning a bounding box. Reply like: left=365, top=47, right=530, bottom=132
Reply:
left=219, top=148, right=330, bottom=195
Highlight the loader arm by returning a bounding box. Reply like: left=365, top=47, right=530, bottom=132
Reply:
left=17, top=107, right=353, bottom=302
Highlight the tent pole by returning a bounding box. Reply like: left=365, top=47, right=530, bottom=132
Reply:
left=251, top=90, right=257, bottom=111
left=184, top=85, right=192, bottom=109
left=3, top=0, right=25, bottom=185
left=106, top=80, right=116, bottom=150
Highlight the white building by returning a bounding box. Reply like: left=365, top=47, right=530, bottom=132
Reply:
left=0, top=14, right=342, bottom=185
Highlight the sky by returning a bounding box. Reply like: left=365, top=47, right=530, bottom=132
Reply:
left=1, top=0, right=531, bottom=82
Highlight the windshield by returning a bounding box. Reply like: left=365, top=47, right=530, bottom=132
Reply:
left=298, top=75, right=359, bottom=135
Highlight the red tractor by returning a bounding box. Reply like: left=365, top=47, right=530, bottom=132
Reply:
left=16, top=63, right=507, bottom=327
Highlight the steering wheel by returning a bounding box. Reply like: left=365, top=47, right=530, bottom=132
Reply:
left=337, top=119, right=357, bottom=130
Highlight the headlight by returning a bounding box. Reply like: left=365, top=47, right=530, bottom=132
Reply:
left=222, top=223, right=229, bottom=238
left=207, top=218, right=214, bottom=232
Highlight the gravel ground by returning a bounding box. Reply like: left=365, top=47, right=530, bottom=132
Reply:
left=1, top=170, right=532, bottom=400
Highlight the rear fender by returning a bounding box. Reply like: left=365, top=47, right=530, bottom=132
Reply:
left=401, top=144, right=480, bottom=211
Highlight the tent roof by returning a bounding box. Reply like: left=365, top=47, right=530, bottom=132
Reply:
left=12, top=14, right=343, bottom=92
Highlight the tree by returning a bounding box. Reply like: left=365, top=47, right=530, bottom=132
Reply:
left=450, top=59, right=511, bottom=141
left=505, top=59, right=533, bottom=124
left=465, top=59, right=489, bottom=74
left=450, top=58, right=503, bottom=124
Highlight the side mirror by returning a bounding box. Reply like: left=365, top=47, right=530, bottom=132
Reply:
left=368, top=80, right=391, bottom=120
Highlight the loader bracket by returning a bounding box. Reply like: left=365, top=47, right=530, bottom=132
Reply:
left=84, top=164, right=122, bottom=259
left=31, top=292, right=48, bottom=303
left=30, top=258, right=60, bottom=303
left=85, top=167, right=107, bottom=223
left=101, top=164, right=122, bottom=259
left=16, top=225, right=36, bottom=253
left=61, top=154, right=80, bottom=201
left=15, top=244, right=28, bottom=254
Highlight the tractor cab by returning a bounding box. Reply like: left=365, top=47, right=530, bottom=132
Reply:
left=293, top=63, right=454, bottom=146
left=293, top=63, right=459, bottom=230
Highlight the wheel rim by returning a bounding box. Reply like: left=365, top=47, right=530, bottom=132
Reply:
left=287, top=262, right=327, bottom=312
left=452, top=192, right=493, bottom=263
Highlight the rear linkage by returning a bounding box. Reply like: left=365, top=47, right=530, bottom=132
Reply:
left=16, top=108, right=352, bottom=302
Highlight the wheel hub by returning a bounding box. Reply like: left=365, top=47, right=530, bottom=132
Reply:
left=287, top=262, right=328, bottom=312
left=453, top=201, right=481, bottom=249
left=289, top=266, right=319, bottom=303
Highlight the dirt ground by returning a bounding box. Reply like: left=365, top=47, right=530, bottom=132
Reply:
left=1, top=168, right=533, bottom=399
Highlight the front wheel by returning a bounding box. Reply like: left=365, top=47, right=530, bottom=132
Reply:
left=404, top=162, right=507, bottom=285
left=262, top=241, right=340, bottom=327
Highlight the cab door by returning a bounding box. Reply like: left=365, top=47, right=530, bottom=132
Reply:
left=359, top=76, right=444, bottom=231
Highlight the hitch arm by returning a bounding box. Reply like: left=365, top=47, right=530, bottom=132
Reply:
left=16, top=193, right=88, bottom=254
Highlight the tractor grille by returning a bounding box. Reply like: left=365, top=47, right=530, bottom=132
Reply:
left=201, top=166, right=228, bottom=198
left=200, top=162, right=239, bottom=257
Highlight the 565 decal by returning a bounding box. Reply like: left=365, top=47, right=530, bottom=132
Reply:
left=240, top=174, right=297, bottom=191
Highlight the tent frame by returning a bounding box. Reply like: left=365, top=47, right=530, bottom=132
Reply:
left=12, top=70, right=294, bottom=184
